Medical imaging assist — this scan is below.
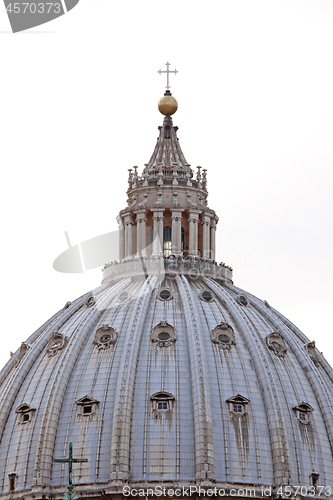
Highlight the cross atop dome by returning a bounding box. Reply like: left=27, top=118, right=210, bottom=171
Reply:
left=157, top=61, right=179, bottom=90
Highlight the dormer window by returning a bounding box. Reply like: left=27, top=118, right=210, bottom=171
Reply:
left=310, top=473, right=319, bottom=488
left=151, top=392, right=175, bottom=418
left=293, top=402, right=314, bottom=424
left=83, top=405, right=92, bottom=415
left=226, top=394, right=250, bottom=415
left=8, top=473, right=17, bottom=492
left=75, top=396, right=99, bottom=417
left=16, top=404, right=35, bottom=424
left=233, top=404, right=244, bottom=414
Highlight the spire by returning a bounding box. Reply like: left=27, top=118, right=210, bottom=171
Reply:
left=142, top=113, right=193, bottom=182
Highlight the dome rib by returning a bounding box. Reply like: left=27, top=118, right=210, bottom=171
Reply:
left=247, top=294, right=333, bottom=470
left=109, top=276, right=158, bottom=482
left=48, top=279, right=130, bottom=488
left=176, top=275, right=215, bottom=481
left=206, top=278, right=293, bottom=485
left=0, top=292, right=94, bottom=452
left=35, top=303, right=106, bottom=487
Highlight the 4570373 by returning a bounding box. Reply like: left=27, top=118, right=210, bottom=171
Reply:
left=276, top=485, right=332, bottom=497
left=6, top=3, right=61, bottom=14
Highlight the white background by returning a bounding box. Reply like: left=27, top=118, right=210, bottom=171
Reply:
left=0, top=0, right=332, bottom=371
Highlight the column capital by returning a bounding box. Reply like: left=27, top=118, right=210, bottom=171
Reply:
left=171, top=209, right=183, bottom=222
left=124, top=214, right=133, bottom=226
left=116, top=215, right=124, bottom=228
left=135, top=210, right=147, bottom=224
left=152, top=209, right=164, bottom=222
left=201, top=213, right=211, bottom=226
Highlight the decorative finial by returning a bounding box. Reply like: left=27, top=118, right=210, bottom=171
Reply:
left=157, top=62, right=179, bottom=116
left=157, top=61, right=178, bottom=90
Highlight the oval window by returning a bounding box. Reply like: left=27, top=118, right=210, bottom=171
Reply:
left=158, top=331, right=171, bottom=341
left=218, top=333, right=230, bottom=343
left=201, top=291, right=212, bottom=302
left=100, top=334, right=112, bottom=343
left=238, top=295, right=248, bottom=306
left=159, top=289, right=171, bottom=300
left=119, top=292, right=129, bottom=302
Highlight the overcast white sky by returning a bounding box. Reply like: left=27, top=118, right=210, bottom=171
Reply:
left=0, top=0, right=333, bottom=371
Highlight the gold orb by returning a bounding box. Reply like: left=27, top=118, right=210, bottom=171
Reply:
left=158, top=95, right=178, bottom=115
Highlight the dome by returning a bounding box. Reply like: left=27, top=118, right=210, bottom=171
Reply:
left=1, top=89, right=333, bottom=500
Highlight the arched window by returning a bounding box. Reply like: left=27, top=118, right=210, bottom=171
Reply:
left=181, top=227, right=185, bottom=252
left=163, top=226, right=172, bottom=257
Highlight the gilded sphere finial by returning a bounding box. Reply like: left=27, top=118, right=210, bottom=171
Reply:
left=158, top=90, right=178, bottom=116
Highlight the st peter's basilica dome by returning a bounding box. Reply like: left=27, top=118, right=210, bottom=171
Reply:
left=0, top=86, right=333, bottom=500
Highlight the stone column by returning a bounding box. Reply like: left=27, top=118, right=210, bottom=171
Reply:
left=201, top=214, right=211, bottom=260
left=124, top=214, right=133, bottom=258
left=188, top=211, right=200, bottom=257
left=136, top=211, right=147, bottom=257
left=171, top=210, right=182, bottom=256
left=210, top=218, right=217, bottom=262
left=152, top=210, right=164, bottom=256
left=117, top=215, right=125, bottom=260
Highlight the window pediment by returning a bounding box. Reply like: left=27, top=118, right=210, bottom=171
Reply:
left=16, top=403, right=35, bottom=424
left=151, top=392, right=175, bottom=417
left=75, top=395, right=99, bottom=417
left=293, top=402, right=314, bottom=424
left=226, top=394, right=250, bottom=415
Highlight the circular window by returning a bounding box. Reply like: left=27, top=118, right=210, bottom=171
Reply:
left=202, top=291, right=212, bottom=301
left=119, top=292, right=129, bottom=302
left=100, top=334, right=112, bottom=343
left=86, top=295, right=95, bottom=307
left=238, top=294, right=249, bottom=306
left=218, top=333, right=230, bottom=343
left=159, top=289, right=171, bottom=300
left=158, top=331, right=171, bottom=341
left=50, top=340, right=62, bottom=349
